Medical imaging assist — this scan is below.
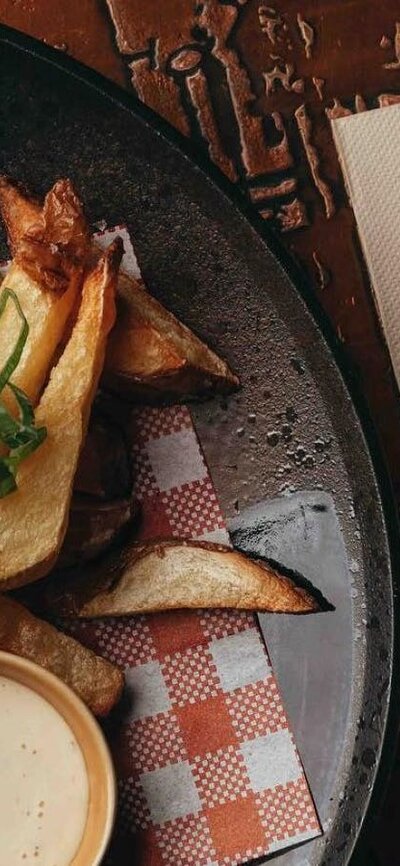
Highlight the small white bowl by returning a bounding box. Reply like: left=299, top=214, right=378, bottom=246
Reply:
left=0, top=650, right=116, bottom=866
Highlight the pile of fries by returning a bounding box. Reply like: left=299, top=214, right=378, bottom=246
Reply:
left=0, top=178, right=317, bottom=715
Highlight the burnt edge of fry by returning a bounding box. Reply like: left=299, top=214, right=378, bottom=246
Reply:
left=1, top=176, right=91, bottom=294
left=234, top=544, right=331, bottom=612
left=44, top=537, right=321, bottom=616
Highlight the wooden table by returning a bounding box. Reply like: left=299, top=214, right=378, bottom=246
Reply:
left=1, top=1, right=399, bottom=862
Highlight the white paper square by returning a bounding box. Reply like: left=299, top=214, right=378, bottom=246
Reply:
left=269, top=829, right=317, bottom=853
left=241, top=730, right=302, bottom=792
left=210, top=629, right=271, bottom=692
left=147, top=429, right=207, bottom=492
left=124, top=662, right=171, bottom=720
left=198, top=527, right=230, bottom=544
left=332, top=104, right=400, bottom=390
left=96, top=225, right=141, bottom=279
left=140, top=761, right=201, bottom=824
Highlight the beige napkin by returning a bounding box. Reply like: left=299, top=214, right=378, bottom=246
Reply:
left=332, top=104, right=400, bottom=387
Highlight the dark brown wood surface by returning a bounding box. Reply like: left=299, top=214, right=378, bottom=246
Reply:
left=0, top=1, right=399, bottom=862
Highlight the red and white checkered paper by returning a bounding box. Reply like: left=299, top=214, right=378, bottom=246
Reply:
left=9, top=227, right=320, bottom=864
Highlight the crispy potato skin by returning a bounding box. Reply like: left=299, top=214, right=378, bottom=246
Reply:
left=0, top=176, right=90, bottom=294
left=0, top=240, right=123, bottom=590
left=0, top=179, right=238, bottom=404
left=0, top=176, right=42, bottom=247
left=0, top=595, right=124, bottom=715
left=103, top=361, right=238, bottom=402
left=48, top=539, right=318, bottom=617
left=104, top=271, right=239, bottom=401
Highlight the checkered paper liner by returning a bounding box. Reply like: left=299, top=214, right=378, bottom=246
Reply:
left=3, top=228, right=320, bottom=864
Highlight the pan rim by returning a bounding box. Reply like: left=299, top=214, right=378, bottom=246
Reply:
left=0, top=22, right=399, bottom=865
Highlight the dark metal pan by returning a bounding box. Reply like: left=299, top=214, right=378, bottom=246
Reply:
left=0, top=24, right=399, bottom=865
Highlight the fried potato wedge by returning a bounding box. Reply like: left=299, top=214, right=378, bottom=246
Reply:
left=0, top=240, right=122, bottom=590
left=1, top=177, right=238, bottom=403
left=0, top=177, right=90, bottom=407
left=103, top=271, right=239, bottom=401
left=0, top=177, right=42, bottom=246
left=0, top=595, right=123, bottom=715
left=49, top=539, right=318, bottom=617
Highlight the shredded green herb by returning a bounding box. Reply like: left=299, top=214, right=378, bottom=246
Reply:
left=0, top=289, right=47, bottom=498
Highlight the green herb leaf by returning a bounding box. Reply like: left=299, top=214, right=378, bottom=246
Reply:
left=0, top=289, right=47, bottom=499
left=0, top=460, right=17, bottom=498
left=0, top=289, right=29, bottom=393
left=8, top=383, right=35, bottom=427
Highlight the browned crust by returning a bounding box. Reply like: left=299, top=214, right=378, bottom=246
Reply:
left=103, top=270, right=239, bottom=401
left=0, top=176, right=90, bottom=294
left=102, top=362, right=240, bottom=402
left=0, top=177, right=238, bottom=401
left=48, top=538, right=319, bottom=617
left=0, top=176, right=42, bottom=247
left=0, top=595, right=124, bottom=715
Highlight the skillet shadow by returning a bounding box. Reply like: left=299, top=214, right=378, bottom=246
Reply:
left=104, top=830, right=317, bottom=865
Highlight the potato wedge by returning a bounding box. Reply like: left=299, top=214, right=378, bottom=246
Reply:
left=0, top=176, right=42, bottom=247
left=0, top=239, right=123, bottom=589
left=0, top=595, right=124, bottom=715
left=1, top=178, right=238, bottom=403
left=0, top=177, right=89, bottom=407
left=48, top=539, right=318, bottom=616
left=103, top=270, right=240, bottom=401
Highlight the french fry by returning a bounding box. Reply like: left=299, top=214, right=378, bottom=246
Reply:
left=48, top=539, right=318, bottom=617
left=103, top=270, right=239, bottom=400
left=0, top=178, right=238, bottom=403
left=0, top=239, right=122, bottom=589
left=0, top=176, right=42, bottom=247
left=0, top=595, right=123, bottom=716
left=0, top=177, right=90, bottom=407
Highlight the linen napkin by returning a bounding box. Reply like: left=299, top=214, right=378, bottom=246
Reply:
left=331, top=103, right=400, bottom=389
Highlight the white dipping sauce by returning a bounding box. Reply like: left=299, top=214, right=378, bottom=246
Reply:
left=0, top=675, right=89, bottom=866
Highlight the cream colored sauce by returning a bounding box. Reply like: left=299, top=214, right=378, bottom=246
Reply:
left=0, top=675, right=89, bottom=866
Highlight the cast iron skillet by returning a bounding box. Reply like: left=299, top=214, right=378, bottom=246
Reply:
left=0, top=24, right=399, bottom=866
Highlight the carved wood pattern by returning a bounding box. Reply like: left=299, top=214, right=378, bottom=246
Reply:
left=101, top=0, right=400, bottom=525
